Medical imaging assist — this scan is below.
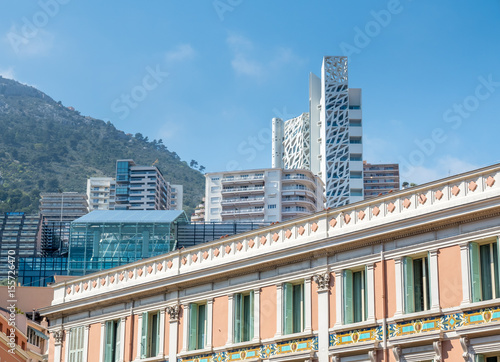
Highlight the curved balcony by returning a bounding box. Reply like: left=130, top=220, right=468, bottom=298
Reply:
left=221, top=175, right=264, bottom=184
left=282, top=174, right=316, bottom=187
left=221, top=197, right=265, bottom=206
left=281, top=197, right=317, bottom=209
left=221, top=186, right=265, bottom=195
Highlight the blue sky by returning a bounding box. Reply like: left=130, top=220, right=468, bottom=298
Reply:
left=1, top=0, right=499, bottom=184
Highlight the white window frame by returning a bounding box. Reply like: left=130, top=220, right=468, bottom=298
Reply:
left=395, top=250, right=440, bottom=318
left=334, top=264, right=375, bottom=328
left=274, top=279, right=311, bottom=338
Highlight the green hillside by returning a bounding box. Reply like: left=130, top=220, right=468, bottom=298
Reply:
left=0, top=76, right=204, bottom=216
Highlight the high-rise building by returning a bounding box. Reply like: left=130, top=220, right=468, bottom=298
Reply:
left=363, top=162, right=400, bottom=199
left=0, top=212, right=40, bottom=281
left=272, top=56, right=363, bottom=208
left=39, top=192, right=89, bottom=223
left=170, top=184, right=183, bottom=211
left=205, top=168, right=324, bottom=223
left=86, top=177, right=116, bottom=211
left=114, top=159, right=171, bottom=210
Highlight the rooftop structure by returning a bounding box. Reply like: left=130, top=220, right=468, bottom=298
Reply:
left=67, top=210, right=188, bottom=275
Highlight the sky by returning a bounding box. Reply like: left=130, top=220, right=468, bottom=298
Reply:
left=0, top=0, right=499, bottom=185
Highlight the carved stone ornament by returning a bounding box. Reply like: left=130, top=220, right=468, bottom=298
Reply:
left=460, top=336, right=469, bottom=361
left=166, top=305, right=180, bottom=321
left=393, top=345, right=402, bottom=362
left=433, top=340, right=442, bottom=362
left=53, top=330, right=63, bottom=344
left=312, top=273, right=330, bottom=292
left=368, top=349, right=377, bottom=362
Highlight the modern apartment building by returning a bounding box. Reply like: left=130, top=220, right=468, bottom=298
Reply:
left=170, top=184, right=183, bottom=211
left=86, top=177, right=115, bottom=211
left=272, top=56, right=363, bottom=208
left=204, top=168, right=324, bottom=223
left=39, top=192, right=88, bottom=223
left=114, top=159, right=171, bottom=210
left=0, top=212, right=40, bottom=281
left=363, top=162, right=400, bottom=199
left=191, top=198, right=205, bottom=223
left=42, top=163, right=500, bottom=362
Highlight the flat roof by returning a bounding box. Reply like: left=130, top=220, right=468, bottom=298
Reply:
left=72, top=210, right=186, bottom=224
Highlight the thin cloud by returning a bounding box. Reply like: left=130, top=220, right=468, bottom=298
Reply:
left=401, top=156, right=480, bottom=185
left=165, top=44, right=196, bottom=63
left=226, top=33, right=304, bottom=80
left=0, top=66, right=15, bottom=79
left=3, top=26, right=54, bottom=57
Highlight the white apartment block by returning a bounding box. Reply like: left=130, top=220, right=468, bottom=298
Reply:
left=170, top=184, right=183, bottom=211
left=86, top=177, right=116, bottom=211
left=272, top=56, right=363, bottom=209
left=205, top=168, right=324, bottom=223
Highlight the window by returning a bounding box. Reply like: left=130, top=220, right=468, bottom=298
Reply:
left=475, top=356, right=500, bottom=362
left=233, top=292, right=254, bottom=343
left=189, top=303, right=207, bottom=350
left=403, top=255, right=430, bottom=313
left=470, top=240, right=499, bottom=302
left=104, top=320, right=121, bottom=362
left=283, top=282, right=304, bottom=334
left=140, top=312, right=159, bottom=358
left=344, top=268, right=367, bottom=324
left=68, top=326, right=85, bottom=362
left=267, top=204, right=276, bottom=209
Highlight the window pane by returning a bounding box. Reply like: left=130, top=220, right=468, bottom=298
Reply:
left=413, top=258, right=424, bottom=312
left=353, top=271, right=363, bottom=323
left=243, top=294, right=251, bottom=341
left=197, top=304, right=206, bottom=350
left=480, top=244, right=493, bottom=301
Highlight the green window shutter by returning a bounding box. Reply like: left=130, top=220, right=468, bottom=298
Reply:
left=188, top=304, right=198, bottom=350
left=114, top=320, right=121, bottom=362
left=141, top=313, right=148, bottom=358
left=403, top=256, right=415, bottom=313
left=104, top=321, right=113, bottom=362
left=475, top=354, right=485, bottom=362
left=495, top=237, right=500, bottom=298
left=470, top=242, right=482, bottom=302
left=242, top=294, right=251, bottom=342
left=197, top=304, right=206, bottom=350
left=283, top=283, right=294, bottom=334
left=154, top=312, right=160, bottom=357
left=249, top=291, right=254, bottom=340
left=344, top=270, right=354, bottom=324
left=364, top=266, right=368, bottom=321
left=292, top=283, right=304, bottom=333
left=425, top=254, right=431, bottom=310
left=233, top=294, right=242, bottom=343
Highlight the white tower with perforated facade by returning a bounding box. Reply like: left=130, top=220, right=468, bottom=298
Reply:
left=272, top=56, right=363, bottom=208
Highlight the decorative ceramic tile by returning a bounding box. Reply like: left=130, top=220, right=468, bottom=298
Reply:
left=372, top=206, right=380, bottom=216
left=330, top=218, right=337, bottom=227
left=285, top=229, right=292, bottom=239
left=486, top=176, right=495, bottom=187
left=260, top=236, right=267, bottom=245
left=311, top=222, right=318, bottom=232
left=469, top=181, right=477, bottom=192
left=358, top=210, right=365, bottom=220
left=273, top=232, right=280, bottom=242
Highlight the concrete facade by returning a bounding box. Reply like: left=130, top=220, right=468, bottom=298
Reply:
left=204, top=168, right=324, bottom=223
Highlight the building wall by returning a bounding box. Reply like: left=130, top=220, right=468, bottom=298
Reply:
left=87, top=323, right=100, bottom=361
left=42, top=166, right=500, bottom=362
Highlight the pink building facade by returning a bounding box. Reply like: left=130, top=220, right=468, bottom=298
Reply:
left=42, top=164, right=500, bottom=362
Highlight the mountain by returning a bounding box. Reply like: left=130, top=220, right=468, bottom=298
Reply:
left=0, top=76, right=204, bottom=216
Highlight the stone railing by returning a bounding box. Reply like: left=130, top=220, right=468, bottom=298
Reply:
left=53, top=165, right=500, bottom=305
